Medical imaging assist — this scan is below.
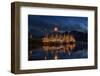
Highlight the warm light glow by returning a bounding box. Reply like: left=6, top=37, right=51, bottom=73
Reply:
left=54, top=27, right=58, bottom=31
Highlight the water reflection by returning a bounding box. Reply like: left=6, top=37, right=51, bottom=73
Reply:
left=29, top=42, right=88, bottom=60
left=43, top=43, right=76, bottom=56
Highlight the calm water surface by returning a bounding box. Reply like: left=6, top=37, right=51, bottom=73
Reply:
left=28, top=42, right=88, bottom=61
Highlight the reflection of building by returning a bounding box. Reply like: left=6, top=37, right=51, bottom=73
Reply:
left=42, top=44, right=76, bottom=52
left=42, top=43, right=76, bottom=59
left=42, top=27, right=76, bottom=45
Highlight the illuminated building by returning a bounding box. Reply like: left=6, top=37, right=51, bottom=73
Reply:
left=42, top=27, right=76, bottom=45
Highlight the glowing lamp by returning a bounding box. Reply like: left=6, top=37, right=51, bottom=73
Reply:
left=54, top=27, right=58, bottom=32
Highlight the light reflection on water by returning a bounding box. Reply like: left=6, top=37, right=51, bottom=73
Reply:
left=28, top=43, right=88, bottom=61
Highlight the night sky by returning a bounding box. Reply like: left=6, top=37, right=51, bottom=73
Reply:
left=28, top=15, right=88, bottom=37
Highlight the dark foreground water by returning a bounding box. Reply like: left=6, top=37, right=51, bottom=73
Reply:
left=28, top=42, right=88, bottom=61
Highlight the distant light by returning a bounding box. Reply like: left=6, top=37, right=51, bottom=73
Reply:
left=54, top=27, right=58, bottom=32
